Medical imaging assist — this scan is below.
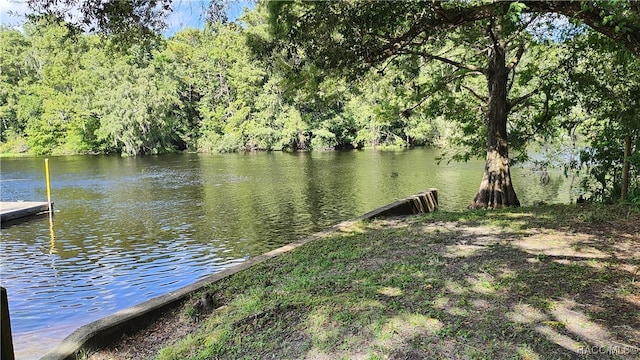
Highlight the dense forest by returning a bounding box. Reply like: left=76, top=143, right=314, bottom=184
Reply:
left=0, top=1, right=638, bottom=204
left=0, top=6, right=450, bottom=156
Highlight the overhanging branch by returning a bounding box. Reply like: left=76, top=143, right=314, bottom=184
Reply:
left=365, top=2, right=501, bottom=65
left=399, top=49, right=486, bottom=74
left=461, top=85, right=488, bottom=103
left=508, top=87, right=541, bottom=111
left=508, top=44, right=526, bottom=71
left=401, top=71, right=469, bottom=117
left=523, top=1, right=640, bottom=57
left=387, top=1, right=640, bottom=58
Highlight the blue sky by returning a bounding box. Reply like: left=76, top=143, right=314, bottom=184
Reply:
left=165, top=1, right=254, bottom=36
left=0, top=0, right=30, bottom=29
left=0, top=0, right=254, bottom=35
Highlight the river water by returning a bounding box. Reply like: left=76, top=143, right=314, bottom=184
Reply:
left=0, top=149, right=576, bottom=359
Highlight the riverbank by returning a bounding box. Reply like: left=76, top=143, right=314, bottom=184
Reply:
left=88, top=204, right=639, bottom=359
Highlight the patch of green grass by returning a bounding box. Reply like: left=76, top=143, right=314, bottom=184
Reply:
left=151, top=204, right=640, bottom=359
left=183, top=303, right=196, bottom=320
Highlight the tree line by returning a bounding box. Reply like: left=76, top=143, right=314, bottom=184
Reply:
left=1, top=1, right=638, bottom=205
left=0, top=8, right=450, bottom=157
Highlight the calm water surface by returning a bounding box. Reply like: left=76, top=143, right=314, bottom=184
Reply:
left=0, top=149, right=575, bottom=358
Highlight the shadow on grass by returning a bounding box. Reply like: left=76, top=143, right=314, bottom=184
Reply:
left=154, top=204, right=639, bottom=360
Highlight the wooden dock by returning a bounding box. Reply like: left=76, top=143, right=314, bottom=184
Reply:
left=0, top=202, right=51, bottom=224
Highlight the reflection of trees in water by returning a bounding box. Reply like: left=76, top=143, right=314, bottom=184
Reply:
left=198, top=152, right=351, bottom=256
left=302, top=152, right=359, bottom=229
left=514, top=167, right=573, bottom=206
left=524, top=137, right=586, bottom=205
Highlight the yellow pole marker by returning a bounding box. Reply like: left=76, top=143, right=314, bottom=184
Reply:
left=45, top=158, right=52, bottom=213
left=45, top=159, right=55, bottom=251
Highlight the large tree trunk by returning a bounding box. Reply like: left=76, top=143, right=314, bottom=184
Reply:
left=469, top=32, right=520, bottom=209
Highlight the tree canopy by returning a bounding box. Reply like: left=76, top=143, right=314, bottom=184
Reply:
left=264, top=0, right=639, bottom=208
left=0, top=12, right=442, bottom=155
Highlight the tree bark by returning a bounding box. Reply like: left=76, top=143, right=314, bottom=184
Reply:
left=469, top=28, right=520, bottom=209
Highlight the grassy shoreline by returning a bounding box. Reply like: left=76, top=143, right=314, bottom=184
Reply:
left=92, top=204, right=640, bottom=360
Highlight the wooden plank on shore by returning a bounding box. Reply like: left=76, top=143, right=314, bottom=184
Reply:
left=0, top=202, right=51, bottom=223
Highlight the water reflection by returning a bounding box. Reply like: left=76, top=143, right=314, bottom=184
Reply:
left=48, top=213, right=56, bottom=255
left=0, top=149, right=577, bottom=359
